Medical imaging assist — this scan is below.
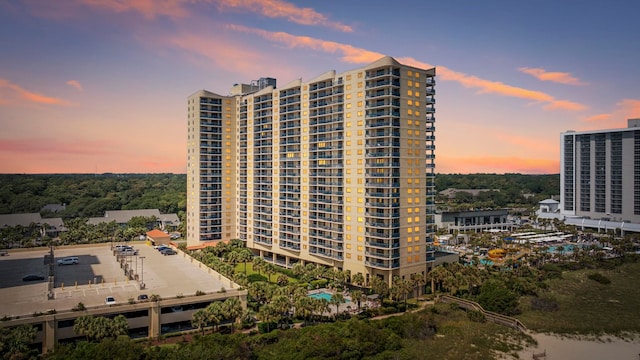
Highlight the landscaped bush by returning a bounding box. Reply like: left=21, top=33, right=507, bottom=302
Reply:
left=309, top=279, right=328, bottom=289
left=587, top=272, right=611, bottom=284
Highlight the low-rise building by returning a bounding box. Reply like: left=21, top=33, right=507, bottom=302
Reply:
left=435, top=209, right=516, bottom=234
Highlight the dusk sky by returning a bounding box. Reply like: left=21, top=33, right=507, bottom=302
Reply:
left=1, top=0, right=639, bottom=174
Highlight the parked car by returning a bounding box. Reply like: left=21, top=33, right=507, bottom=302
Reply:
left=137, top=294, right=149, bottom=302
left=105, top=296, right=116, bottom=305
left=0, top=250, right=8, bottom=256
left=57, top=257, right=79, bottom=265
left=118, top=248, right=138, bottom=256
left=160, top=248, right=176, bottom=256
left=155, top=244, right=170, bottom=251
left=22, top=274, right=45, bottom=281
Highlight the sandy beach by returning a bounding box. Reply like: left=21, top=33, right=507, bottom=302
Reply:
left=518, top=332, right=640, bottom=360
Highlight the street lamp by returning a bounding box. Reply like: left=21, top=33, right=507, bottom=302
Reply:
left=139, top=256, right=146, bottom=290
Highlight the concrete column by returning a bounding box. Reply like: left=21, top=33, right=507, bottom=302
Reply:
left=43, top=316, right=56, bottom=354
left=149, top=303, right=161, bottom=339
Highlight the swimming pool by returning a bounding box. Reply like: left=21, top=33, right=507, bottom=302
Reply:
left=308, top=291, right=350, bottom=302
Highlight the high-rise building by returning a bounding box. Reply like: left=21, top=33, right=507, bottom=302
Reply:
left=560, top=119, right=640, bottom=224
left=187, top=56, right=436, bottom=285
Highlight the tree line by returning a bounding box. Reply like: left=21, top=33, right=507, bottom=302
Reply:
left=0, top=174, right=186, bottom=218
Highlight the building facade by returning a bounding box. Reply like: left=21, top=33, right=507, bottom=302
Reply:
left=561, top=119, right=640, bottom=225
left=435, top=209, right=514, bottom=234
left=187, top=56, right=437, bottom=285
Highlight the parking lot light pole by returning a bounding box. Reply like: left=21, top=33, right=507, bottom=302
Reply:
left=139, top=256, right=145, bottom=290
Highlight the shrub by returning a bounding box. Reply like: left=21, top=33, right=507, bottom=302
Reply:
left=587, top=272, right=611, bottom=284
left=467, top=310, right=486, bottom=323
left=195, top=290, right=205, bottom=296
left=310, top=279, right=328, bottom=289
left=257, top=322, right=278, bottom=334
left=72, top=302, right=86, bottom=311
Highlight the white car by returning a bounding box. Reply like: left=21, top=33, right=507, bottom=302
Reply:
left=105, top=296, right=116, bottom=305
left=57, top=257, right=79, bottom=265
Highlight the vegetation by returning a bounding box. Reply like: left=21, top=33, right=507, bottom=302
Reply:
left=45, top=304, right=533, bottom=360
left=0, top=174, right=186, bottom=218
left=435, top=173, right=559, bottom=211
left=517, top=260, right=640, bottom=335
left=0, top=325, right=37, bottom=359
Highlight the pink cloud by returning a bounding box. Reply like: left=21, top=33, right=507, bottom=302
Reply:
left=519, top=67, right=588, bottom=86
left=215, top=0, right=352, bottom=32
left=164, top=32, right=277, bottom=77
left=0, top=138, right=115, bottom=156
left=77, top=0, right=189, bottom=19
left=0, top=78, right=71, bottom=106
left=66, top=79, right=83, bottom=91
left=438, top=155, right=559, bottom=175
left=226, top=24, right=381, bottom=63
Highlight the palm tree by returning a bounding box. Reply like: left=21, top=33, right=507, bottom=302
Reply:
left=352, top=272, right=365, bottom=288
left=205, top=301, right=224, bottom=332
left=192, top=309, right=209, bottom=336
left=237, top=248, right=254, bottom=273
left=427, top=265, right=450, bottom=294
left=252, top=257, right=266, bottom=277
left=258, top=303, right=279, bottom=333
left=264, top=263, right=277, bottom=283
left=222, top=297, right=243, bottom=331
left=350, top=290, right=365, bottom=311
left=369, top=276, right=388, bottom=300
left=411, top=273, right=426, bottom=298
left=330, top=293, right=345, bottom=318
left=314, top=298, right=330, bottom=322
left=294, top=296, right=315, bottom=326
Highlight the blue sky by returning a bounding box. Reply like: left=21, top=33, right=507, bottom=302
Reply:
left=1, top=0, right=639, bottom=174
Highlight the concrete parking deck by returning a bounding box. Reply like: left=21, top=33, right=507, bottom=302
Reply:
left=0, top=242, right=235, bottom=317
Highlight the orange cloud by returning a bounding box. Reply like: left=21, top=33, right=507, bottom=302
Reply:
left=617, top=98, right=640, bottom=119
left=66, top=80, right=83, bottom=91
left=398, top=57, right=587, bottom=112
left=519, top=67, right=588, bottom=86
left=583, top=113, right=612, bottom=122
left=229, top=26, right=588, bottom=112
left=215, top=0, right=352, bottom=32
left=438, top=155, right=559, bottom=174
left=76, top=0, right=189, bottom=19
left=0, top=78, right=71, bottom=106
left=227, top=24, right=381, bottom=63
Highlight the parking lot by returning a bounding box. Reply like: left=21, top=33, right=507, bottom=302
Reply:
left=0, top=242, right=234, bottom=317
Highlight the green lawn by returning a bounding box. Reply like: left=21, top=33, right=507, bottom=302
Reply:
left=517, top=260, right=640, bottom=335
left=233, top=262, right=298, bottom=284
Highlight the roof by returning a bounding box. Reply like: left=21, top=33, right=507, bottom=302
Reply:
left=104, top=209, right=162, bottom=223
left=539, top=199, right=559, bottom=204
left=0, top=213, right=65, bottom=230
left=146, top=229, right=170, bottom=239
left=0, top=213, right=42, bottom=227
left=186, top=240, right=229, bottom=251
